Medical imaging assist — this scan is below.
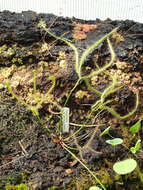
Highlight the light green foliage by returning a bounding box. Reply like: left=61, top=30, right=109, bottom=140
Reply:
left=0, top=65, right=16, bottom=78
left=38, top=20, right=117, bottom=97
left=113, top=158, right=137, bottom=175
left=129, top=119, right=142, bottom=134
left=48, top=186, right=58, bottom=190
left=32, top=69, right=37, bottom=94
left=38, top=20, right=139, bottom=120
left=106, top=138, right=123, bottom=146
left=12, top=57, right=23, bottom=64
left=75, top=90, right=88, bottom=99
left=91, top=72, right=139, bottom=120
left=0, top=44, right=15, bottom=58
left=89, top=186, right=102, bottom=190
left=0, top=44, right=7, bottom=53
left=6, top=183, right=29, bottom=190
left=100, top=127, right=111, bottom=137
left=130, top=139, right=141, bottom=154
left=6, top=47, right=15, bottom=56
left=1, top=19, right=141, bottom=190
left=0, top=44, right=15, bottom=56
left=5, top=71, right=57, bottom=128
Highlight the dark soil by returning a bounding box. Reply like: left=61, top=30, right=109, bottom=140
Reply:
left=0, top=10, right=143, bottom=190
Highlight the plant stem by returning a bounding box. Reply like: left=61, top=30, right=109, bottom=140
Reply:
left=78, top=28, right=118, bottom=78
left=102, top=91, right=139, bottom=119
left=33, top=69, right=37, bottom=94
left=64, top=78, right=81, bottom=106
left=62, top=142, right=106, bottom=190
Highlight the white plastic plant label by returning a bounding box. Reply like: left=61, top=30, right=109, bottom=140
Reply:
left=62, top=107, right=70, bottom=133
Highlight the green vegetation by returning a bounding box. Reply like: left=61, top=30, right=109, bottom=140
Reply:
left=106, top=138, right=123, bottom=146
left=129, top=119, right=142, bottom=134
left=5, top=21, right=139, bottom=133
left=6, top=183, right=29, bottom=190
left=1, top=19, right=142, bottom=190
left=89, top=186, right=102, bottom=190
left=130, top=139, right=141, bottom=154
left=5, top=73, right=58, bottom=130
left=62, top=142, right=106, bottom=190
left=99, top=127, right=111, bottom=137
left=113, top=158, right=137, bottom=175
left=38, top=20, right=139, bottom=120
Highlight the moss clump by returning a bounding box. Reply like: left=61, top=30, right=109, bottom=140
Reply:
left=0, top=173, right=23, bottom=190
left=6, top=183, right=29, bottom=190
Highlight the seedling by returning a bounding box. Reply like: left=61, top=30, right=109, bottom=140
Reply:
left=38, top=20, right=139, bottom=120
left=129, top=119, right=142, bottom=134
left=106, top=138, right=123, bottom=146
left=130, top=139, right=141, bottom=154
left=38, top=20, right=118, bottom=80
left=38, top=20, right=118, bottom=102
left=113, top=158, right=137, bottom=175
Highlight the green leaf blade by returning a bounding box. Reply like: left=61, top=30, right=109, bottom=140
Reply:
left=106, top=138, right=123, bottom=146
left=130, top=139, right=141, bottom=154
left=113, top=158, right=137, bottom=175
left=129, top=119, right=142, bottom=134
left=100, top=126, right=111, bottom=137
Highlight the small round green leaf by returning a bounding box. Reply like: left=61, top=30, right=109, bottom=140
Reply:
left=106, top=138, right=123, bottom=146
left=113, top=158, right=137, bottom=175
left=89, top=186, right=102, bottom=190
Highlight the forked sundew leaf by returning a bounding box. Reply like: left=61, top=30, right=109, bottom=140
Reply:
left=113, top=158, right=137, bottom=175
left=129, top=119, right=142, bottom=134
left=62, top=107, right=70, bottom=133
left=106, top=138, right=123, bottom=146
left=89, top=186, right=102, bottom=190
left=130, top=139, right=141, bottom=154
left=134, top=139, right=141, bottom=150
left=100, top=126, right=111, bottom=137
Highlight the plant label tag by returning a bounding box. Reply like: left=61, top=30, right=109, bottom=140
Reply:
left=62, top=107, right=70, bottom=133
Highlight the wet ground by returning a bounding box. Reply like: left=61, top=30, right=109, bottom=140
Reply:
left=0, top=11, right=143, bottom=190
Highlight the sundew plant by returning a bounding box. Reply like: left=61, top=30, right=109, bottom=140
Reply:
left=3, top=19, right=141, bottom=190
left=38, top=20, right=139, bottom=120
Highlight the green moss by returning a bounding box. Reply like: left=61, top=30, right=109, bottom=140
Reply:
left=12, top=57, right=23, bottom=65
left=6, top=47, right=15, bottom=56
left=0, top=170, right=31, bottom=190
left=0, top=173, right=23, bottom=190
left=75, top=90, right=88, bottom=99
left=48, top=187, right=58, bottom=190
left=66, top=174, right=93, bottom=190
left=0, top=65, right=16, bottom=78
left=0, top=44, right=16, bottom=58
left=6, top=184, right=29, bottom=190
left=0, top=44, right=7, bottom=52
